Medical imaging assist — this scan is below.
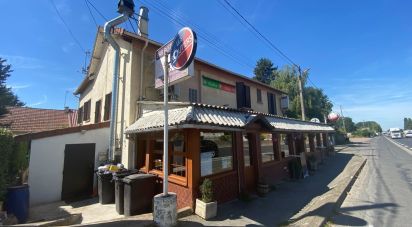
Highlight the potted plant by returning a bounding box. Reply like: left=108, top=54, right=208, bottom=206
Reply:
left=307, top=155, right=318, bottom=171
left=195, top=179, right=217, bottom=220
left=257, top=178, right=269, bottom=197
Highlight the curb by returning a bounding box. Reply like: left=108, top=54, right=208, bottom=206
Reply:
left=384, top=136, right=412, bottom=155
left=288, top=156, right=367, bottom=227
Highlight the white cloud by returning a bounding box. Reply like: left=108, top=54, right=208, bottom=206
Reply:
left=30, top=95, right=48, bottom=107
left=0, top=54, right=44, bottom=69
left=8, top=84, right=31, bottom=92
left=62, top=42, right=75, bottom=53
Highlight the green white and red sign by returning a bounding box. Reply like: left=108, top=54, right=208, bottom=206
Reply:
left=202, top=76, right=235, bottom=93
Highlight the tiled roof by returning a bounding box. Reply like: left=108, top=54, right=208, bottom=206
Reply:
left=0, top=107, right=78, bottom=134
left=125, top=103, right=334, bottom=134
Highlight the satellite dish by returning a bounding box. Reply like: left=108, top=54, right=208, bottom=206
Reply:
left=310, top=118, right=320, bottom=123
left=328, top=112, right=340, bottom=122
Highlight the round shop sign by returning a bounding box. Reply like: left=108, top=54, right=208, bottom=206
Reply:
left=327, top=112, right=340, bottom=122
left=170, top=27, right=197, bottom=70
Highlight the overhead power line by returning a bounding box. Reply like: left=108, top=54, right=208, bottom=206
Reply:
left=85, top=0, right=108, bottom=21
left=139, top=0, right=256, bottom=71
left=220, top=0, right=298, bottom=67
left=84, top=0, right=98, bottom=29
left=49, top=0, right=85, bottom=53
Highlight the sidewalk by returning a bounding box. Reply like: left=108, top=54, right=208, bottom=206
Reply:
left=179, top=143, right=364, bottom=227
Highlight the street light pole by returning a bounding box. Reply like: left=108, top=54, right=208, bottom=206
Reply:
left=298, top=66, right=309, bottom=121
left=163, top=53, right=169, bottom=196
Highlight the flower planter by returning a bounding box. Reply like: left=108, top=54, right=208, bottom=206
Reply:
left=257, top=183, right=270, bottom=197
left=195, top=198, right=217, bottom=220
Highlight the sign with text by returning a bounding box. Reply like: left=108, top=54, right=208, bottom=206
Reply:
left=155, top=27, right=197, bottom=89
left=202, top=76, right=235, bottom=93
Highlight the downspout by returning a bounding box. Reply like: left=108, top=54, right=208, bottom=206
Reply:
left=104, top=14, right=130, bottom=161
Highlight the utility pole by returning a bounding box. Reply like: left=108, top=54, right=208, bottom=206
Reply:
left=340, top=105, right=346, bottom=133
left=297, top=66, right=309, bottom=121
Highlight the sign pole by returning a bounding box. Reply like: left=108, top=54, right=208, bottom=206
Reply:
left=163, top=53, right=169, bottom=196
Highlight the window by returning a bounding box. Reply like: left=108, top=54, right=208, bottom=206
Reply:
left=243, top=134, right=252, bottom=166
left=94, top=100, right=102, bottom=123
left=150, top=132, right=187, bottom=178
left=257, top=89, right=262, bottom=103
left=77, top=106, right=83, bottom=124
left=260, top=133, right=275, bottom=163
left=188, top=88, right=198, bottom=103
left=236, top=82, right=251, bottom=109
left=280, top=134, right=289, bottom=157
left=305, top=134, right=311, bottom=153
left=200, top=132, right=233, bottom=177
left=171, top=133, right=186, bottom=177
left=83, top=100, right=91, bottom=121
left=267, top=93, right=277, bottom=115
left=103, top=93, right=112, bottom=121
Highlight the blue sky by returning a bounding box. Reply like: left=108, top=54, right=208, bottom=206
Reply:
left=1, top=0, right=411, bottom=130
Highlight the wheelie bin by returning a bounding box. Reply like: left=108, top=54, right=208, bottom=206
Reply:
left=113, top=170, right=138, bottom=214
left=123, top=174, right=157, bottom=216
left=97, top=172, right=115, bottom=204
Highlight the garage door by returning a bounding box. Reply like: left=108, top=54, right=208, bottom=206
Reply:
left=61, top=143, right=95, bottom=202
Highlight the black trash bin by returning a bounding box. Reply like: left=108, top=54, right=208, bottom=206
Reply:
left=97, top=172, right=115, bottom=204
left=113, top=170, right=139, bottom=214
left=123, top=174, right=157, bottom=216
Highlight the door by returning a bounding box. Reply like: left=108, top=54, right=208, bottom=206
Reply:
left=61, top=143, right=95, bottom=202
left=243, top=133, right=256, bottom=192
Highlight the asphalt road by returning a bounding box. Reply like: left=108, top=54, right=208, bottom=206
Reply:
left=331, top=136, right=412, bottom=227
left=395, top=137, right=412, bottom=148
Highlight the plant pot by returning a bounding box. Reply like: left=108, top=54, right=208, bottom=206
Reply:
left=308, top=160, right=318, bottom=171
left=257, top=183, right=269, bottom=197
left=195, top=198, right=217, bottom=220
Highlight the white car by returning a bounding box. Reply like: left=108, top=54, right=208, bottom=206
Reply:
left=405, top=130, right=412, bottom=138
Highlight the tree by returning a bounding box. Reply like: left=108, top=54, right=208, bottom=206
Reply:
left=404, top=118, right=412, bottom=130
left=336, top=117, right=356, bottom=133
left=253, top=58, right=277, bottom=85
left=270, top=65, right=332, bottom=121
left=0, top=57, right=24, bottom=116
left=355, top=121, right=382, bottom=133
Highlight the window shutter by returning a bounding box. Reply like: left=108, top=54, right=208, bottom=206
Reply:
left=244, top=85, right=251, bottom=108
left=77, top=106, right=83, bottom=124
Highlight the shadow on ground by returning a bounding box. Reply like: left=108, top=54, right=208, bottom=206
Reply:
left=329, top=202, right=398, bottom=226
left=186, top=152, right=355, bottom=226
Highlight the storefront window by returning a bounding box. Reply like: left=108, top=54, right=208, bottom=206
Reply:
left=151, top=132, right=187, bottom=178
left=260, top=133, right=275, bottom=163
left=200, top=132, right=233, bottom=177
left=305, top=134, right=311, bottom=153
left=280, top=134, right=289, bottom=157
left=171, top=133, right=186, bottom=177
left=152, top=139, right=163, bottom=171
left=243, top=134, right=252, bottom=166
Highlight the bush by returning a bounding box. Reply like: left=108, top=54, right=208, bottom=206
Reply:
left=200, top=178, right=214, bottom=203
left=0, top=128, right=14, bottom=201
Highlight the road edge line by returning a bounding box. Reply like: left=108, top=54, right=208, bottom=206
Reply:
left=383, top=136, right=412, bottom=156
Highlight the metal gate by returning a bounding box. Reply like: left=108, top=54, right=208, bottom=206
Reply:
left=61, top=143, right=95, bottom=202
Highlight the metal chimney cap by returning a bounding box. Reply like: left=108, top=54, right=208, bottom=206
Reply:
left=117, top=0, right=135, bottom=15
left=138, top=6, right=149, bottom=20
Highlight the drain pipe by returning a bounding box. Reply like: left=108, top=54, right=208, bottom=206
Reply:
left=104, top=13, right=132, bottom=161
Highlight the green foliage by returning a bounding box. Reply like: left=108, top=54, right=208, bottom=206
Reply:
left=352, top=129, right=374, bottom=137
left=200, top=178, right=214, bottom=203
left=270, top=65, right=332, bottom=121
left=335, top=117, right=357, bottom=133
left=355, top=121, right=382, bottom=133
left=0, top=128, right=14, bottom=201
left=0, top=57, right=24, bottom=116
left=404, top=118, right=412, bottom=130
left=0, top=129, right=29, bottom=201
left=253, top=58, right=277, bottom=85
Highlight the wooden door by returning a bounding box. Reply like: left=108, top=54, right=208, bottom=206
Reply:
left=61, top=143, right=95, bottom=202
